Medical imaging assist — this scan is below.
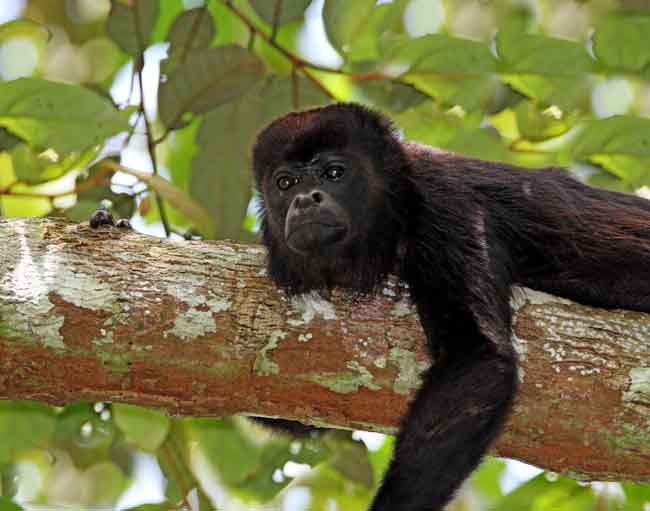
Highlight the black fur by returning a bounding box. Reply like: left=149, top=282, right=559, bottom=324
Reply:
left=89, top=208, right=132, bottom=230
left=252, top=103, right=650, bottom=510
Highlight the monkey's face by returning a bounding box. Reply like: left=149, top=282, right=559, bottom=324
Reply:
left=252, top=103, right=410, bottom=294
left=263, top=151, right=371, bottom=257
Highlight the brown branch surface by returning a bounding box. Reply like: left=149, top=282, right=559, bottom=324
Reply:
left=0, top=217, right=649, bottom=482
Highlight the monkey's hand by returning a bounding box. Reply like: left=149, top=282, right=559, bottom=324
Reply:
left=89, top=208, right=132, bottom=230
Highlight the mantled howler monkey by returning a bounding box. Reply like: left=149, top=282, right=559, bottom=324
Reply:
left=90, top=103, right=650, bottom=511
left=251, top=103, right=650, bottom=511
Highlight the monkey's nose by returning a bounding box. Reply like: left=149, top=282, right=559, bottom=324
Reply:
left=293, top=191, right=322, bottom=210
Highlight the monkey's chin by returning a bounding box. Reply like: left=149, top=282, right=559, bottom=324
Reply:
left=286, top=223, right=347, bottom=255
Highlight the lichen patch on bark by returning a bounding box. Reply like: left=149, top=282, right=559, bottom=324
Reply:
left=388, top=347, right=429, bottom=395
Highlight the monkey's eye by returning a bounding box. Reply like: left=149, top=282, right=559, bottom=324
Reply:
left=276, top=175, right=296, bottom=191
left=324, top=164, right=345, bottom=181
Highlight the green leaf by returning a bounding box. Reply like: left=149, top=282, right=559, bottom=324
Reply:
left=446, top=128, right=512, bottom=163
left=157, top=419, right=213, bottom=510
left=491, top=473, right=594, bottom=511
left=357, top=81, right=428, bottom=113
left=250, top=16, right=303, bottom=75
left=165, top=119, right=200, bottom=229
left=368, top=436, right=393, bottom=487
left=208, top=1, right=252, bottom=49
left=168, top=119, right=199, bottom=189
left=622, top=482, right=650, bottom=510
left=0, top=78, right=133, bottom=155
left=9, top=144, right=47, bottom=183
left=184, top=417, right=324, bottom=503
left=584, top=168, right=633, bottom=194
left=0, top=153, right=16, bottom=189
left=229, top=419, right=331, bottom=502
left=0, top=128, right=22, bottom=151
left=11, top=143, right=98, bottom=186
left=384, top=35, right=497, bottom=75
left=191, top=105, right=255, bottom=241
left=396, top=104, right=472, bottom=148
left=514, top=101, right=572, bottom=141
left=571, top=116, right=650, bottom=160
left=190, top=75, right=328, bottom=240
left=328, top=435, right=373, bottom=488
left=470, top=457, right=506, bottom=502
left=121, top=504, right=175, bottom=511
left=404, top=74, right=499, bottom=111
left=186, top=418, right=262, bottom=487
left=250, top=0, right=311, bottom=25
left=494, top=4, right=536, bottom=36
left=0, top=195, right=51, bottom=217
left=302, top=463, right=374, bottom=510
left=345, top=0, right=409, bottom=64
left=105, top=0, right=160, bottom=56
left=593, top=13, right=650, bottom=74
left=588, top=154, right=650, bottom=189
left=501, top=74, right=592, bottom=111
left=0, top=401, right=56, bottom=464
left=80, top=37, right=124, bottom=84
left=323, top=0, right=376, bottom=56
left=164, top=7, right=216, bottom=73
left=158, top=45, right=265, bottom=129
left=83, top=462, right=129, bottom=506
left=0, top=19, right=48, bottom=80
left=54, top=403, right=119, bottom=468
left=0, top=496, right=25, bottom=511
left=113, top=404, right=170, bottom=452
left=497, top=33, right=594, bottom=75
left=150, top=0, right=185, bottom=46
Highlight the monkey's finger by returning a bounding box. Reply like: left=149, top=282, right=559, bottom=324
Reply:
left=89, top=208, right=115, bottom=228
left=115, top=218, right=132, bottom=230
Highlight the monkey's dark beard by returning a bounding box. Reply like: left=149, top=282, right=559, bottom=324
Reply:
left=261, top=225, right=402, bottom=296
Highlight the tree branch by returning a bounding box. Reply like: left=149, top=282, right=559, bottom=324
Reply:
left=0, top=217, right=649, bottom=482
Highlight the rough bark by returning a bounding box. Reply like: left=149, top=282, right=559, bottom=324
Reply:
left=0, top=217, right=648, bottom=482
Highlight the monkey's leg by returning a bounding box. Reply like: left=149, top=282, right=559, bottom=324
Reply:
left=370, top=345, right=517, bottom=511
left=89, top=208, right=132, bottom=229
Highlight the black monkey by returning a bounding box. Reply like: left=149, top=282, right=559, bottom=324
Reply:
left=251, top=103, right=650, bottom=511
left=90, top=103, right=650, bottom=510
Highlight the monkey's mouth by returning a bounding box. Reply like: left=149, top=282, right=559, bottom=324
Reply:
left=286, top=221, right=348, bottom=254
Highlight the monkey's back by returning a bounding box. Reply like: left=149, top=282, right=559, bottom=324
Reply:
left=403, top=143, right=650, bottom=312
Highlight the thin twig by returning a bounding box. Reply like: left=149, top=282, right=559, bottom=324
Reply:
left=271, top=0, right=283, bottom=41
left=220, top=0, right=339, bottom=99
left=247, top=28, right=256, bottom=50
left=136, top=59, right=171, bottom=237
left=291, top=66, right=299, bottom=109
left=129, top=1, right=171, bottom=236
left=158, top=442, right=195, bottom=510
left=178, top=7, right=208, bottom=63
left=221, top=0, right=340, bottom=74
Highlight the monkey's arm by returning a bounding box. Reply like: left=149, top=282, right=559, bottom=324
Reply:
left=370, top=310, right=518, bottom=511
left=371, top=208, right=518, bottom=511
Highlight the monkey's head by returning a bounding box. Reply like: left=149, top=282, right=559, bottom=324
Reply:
left=253, top=103, right=411, bottom=295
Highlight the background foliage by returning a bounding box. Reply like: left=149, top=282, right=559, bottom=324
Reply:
left=0, top=0, right=649, bottom=509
